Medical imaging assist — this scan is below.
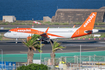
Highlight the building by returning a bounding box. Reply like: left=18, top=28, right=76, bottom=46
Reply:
left=3, top=16, right=16, bottom=22
left=52, top=6, right=105, bottom=23
left=43, top=16, right=51, bottom=22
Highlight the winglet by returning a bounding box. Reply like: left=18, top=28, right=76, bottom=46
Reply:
left=73, top=25, right=76, bottom=28
left=45, top=27, right=49, bottom=33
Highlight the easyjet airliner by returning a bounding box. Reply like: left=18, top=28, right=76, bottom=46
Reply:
left=4, top=12, right=99, bottom=43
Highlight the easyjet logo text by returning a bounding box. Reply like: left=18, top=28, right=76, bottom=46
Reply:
left=84, top=13, right=95, bottom=27
left=17, top=29, right=31, bottom=32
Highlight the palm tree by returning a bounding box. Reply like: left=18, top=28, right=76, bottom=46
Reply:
left=23, top=34, right=43, bottom=64
left=49, top=40, right=65, bottom=65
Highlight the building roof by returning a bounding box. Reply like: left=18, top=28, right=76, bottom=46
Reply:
left=57, top=6, right=105, bottom=12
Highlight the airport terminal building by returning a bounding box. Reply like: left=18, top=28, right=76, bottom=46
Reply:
left=52, top=6, right=105, bottom=23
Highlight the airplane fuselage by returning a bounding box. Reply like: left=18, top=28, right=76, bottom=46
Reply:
left=4, top=28, right=98, bottom=39
left=4, top=28, right=77, bottom=39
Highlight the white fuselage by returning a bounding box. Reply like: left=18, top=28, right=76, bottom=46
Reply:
left=4, top=28, right=77, bottom=39
left=4, top=28, right=98, bottom=39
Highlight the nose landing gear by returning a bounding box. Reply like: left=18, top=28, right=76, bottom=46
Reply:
left=16, top=38, right=18, bottom=43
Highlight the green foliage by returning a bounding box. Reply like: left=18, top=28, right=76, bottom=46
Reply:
left=52, top=41, right=65, bottom=52
left=74, top=22, right=82, bottom=25
left=62, top=22, right=69, bottom=25
left=53, top=22, right=60, bottom=25
left=23, top=34, right=42, bottom=52
left=100, top=33, right=105, bottom=38
left=0, top=20, right=105, bottom=26
left=45, top=21, right=51, bottom=24
left=0, top=33, right=3, bottom=40
left=0, top=35, right=2, bottom=40
left=17, top=63, right=49, bottom=70
left=95, top=22, right=105, bottom=25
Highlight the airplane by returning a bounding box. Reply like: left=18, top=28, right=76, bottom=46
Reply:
left=4, top=12, right=99, bottom=43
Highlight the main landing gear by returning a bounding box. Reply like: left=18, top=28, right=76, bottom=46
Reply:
left=43, top=39, right=54, bottom=44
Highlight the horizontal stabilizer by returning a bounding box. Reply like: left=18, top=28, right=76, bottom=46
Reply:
left=84, top=30, right=92, bottom=33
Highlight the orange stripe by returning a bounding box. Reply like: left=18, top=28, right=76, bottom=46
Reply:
left=45, top=27, right=49, bottom=33
left=10, top=28, right=65, bottom=38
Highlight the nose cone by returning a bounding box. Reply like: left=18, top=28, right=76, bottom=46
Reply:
left=4, top=33, right=8, bottom=37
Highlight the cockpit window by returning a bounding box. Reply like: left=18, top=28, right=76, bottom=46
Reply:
left=7, top=31, right=11, bottom=33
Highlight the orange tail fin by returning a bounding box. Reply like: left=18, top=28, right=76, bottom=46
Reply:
left=80, top=12, right=97, bottom=30
left=71, top=12, right=97, bottom=38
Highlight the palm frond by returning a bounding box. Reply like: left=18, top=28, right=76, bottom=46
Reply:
left=32, top=46, right=36, bottom=51
left=22, top=34, right=44, bottom=53
left=37, top=49, right=42, bottom=53
left=51, top=41, right=65, bottom=52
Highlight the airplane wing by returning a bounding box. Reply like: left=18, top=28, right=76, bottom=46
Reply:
left=40, top=27, right=49, bottom=41
left=40, top=27, right=65, bottom=41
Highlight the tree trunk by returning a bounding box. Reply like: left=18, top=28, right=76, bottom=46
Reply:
left=50, top=52, right=55, bottom=65
left=27, top=47, right=34, bottom=65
